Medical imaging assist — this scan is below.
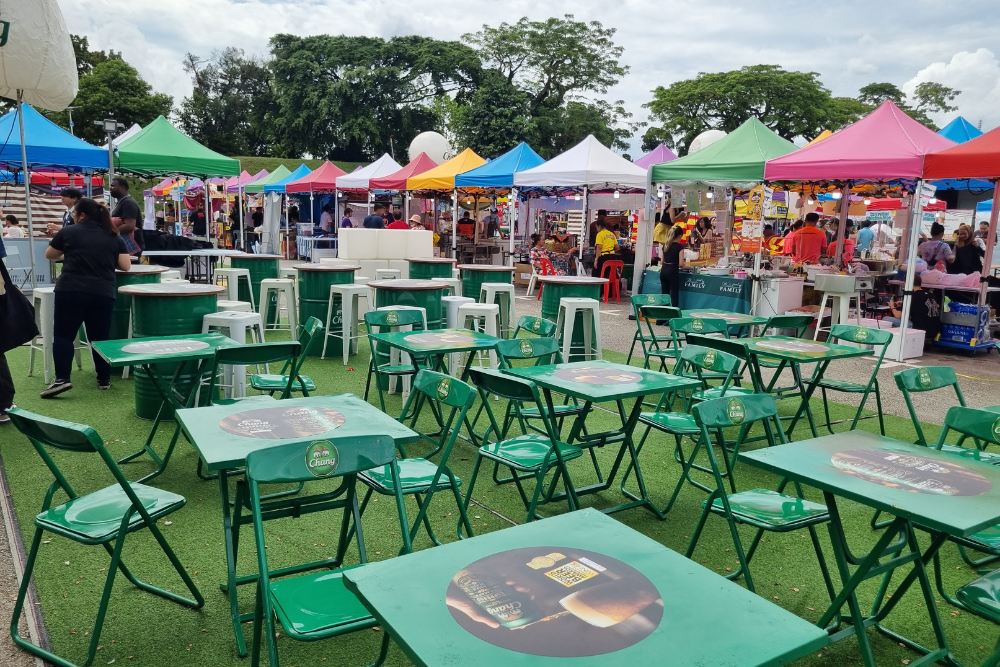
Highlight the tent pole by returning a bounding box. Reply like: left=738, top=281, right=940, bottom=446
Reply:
left=238, top=161, right=245, bottom=251
left=639, top=168, right=655, bottom=287
left=16, top=92, right=37, bottom=290
left=205, top=181, right=212, bottom=245
left=979, top=180, right=1000, bottom=308
left=309, top=184, right=314, bottom=223
left=452, top=189, right=458, bottom=258
left=833, top=184, right=850, bottom=269
left=896, top=179, right=924, bottom=362
left=508, top=188, right=517, bottom=267
left=579, top=186, right=588, bottom=263
left=86, top=170, right=93, bottom=198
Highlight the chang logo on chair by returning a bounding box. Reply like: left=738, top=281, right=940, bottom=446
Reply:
left=646, top=294, right=656, bottom=304
left=703, top=349, right=717, bottom=368
left=519, top=340, right=534, bottom=357
left=305, top=440, right=339, bottom=477
left=993, top=417, right=1000, bottom=443
left=918, top=367, right=932, bottom=389
left=386, top=310, right=399, bottom=325
left=437, top=377, right=451, bottom=400
left=727, top=398, right=746, bottom=425
left=853, top=328, right=869, bottom=343
left=691, top=318, right=704, bottom=332
left=531, top=318, right=542, bottom=332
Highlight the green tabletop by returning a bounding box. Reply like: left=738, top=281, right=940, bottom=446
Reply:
left=739, top=335, right=874, bottom=363
left=92, top=332, right=238, bottom=368
left=370, top=328, right=502, bottom=355
left=504, top=360, right=701, bottom=402
left=681, top=309, right=768, bottom=327
left=176, top=393, right=420, bottom=472
left=343, top=508, right=828, bottom=667
left=739, top=431, right=1000, bottom=537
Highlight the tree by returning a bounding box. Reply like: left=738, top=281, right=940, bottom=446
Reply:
left=643, top=65, right=836, bottom=154
left=855, top=80, right=959, bottom=130
left=46, top=59, right=172, bottom=144
left=70, top=34, right=120, bottom=78
left=911, top=82, right=960, bottom=115
left=178, top=48, right=276, bottom=156
left=532, top=99, right=639, bottom=157
left=451, top=70, right=533, bottom=157
left=857, top=82, right=906, bottom=107
left=268, top=34, right=481, bottom=160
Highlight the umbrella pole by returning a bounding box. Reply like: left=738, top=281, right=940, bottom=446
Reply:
left=205, top=183, right=211, bottom=245
left=896, top=179, right=924, bottom=362
left=979, top=180, right=1000, bottom=308
left=16, top=92, right=37, bottom=290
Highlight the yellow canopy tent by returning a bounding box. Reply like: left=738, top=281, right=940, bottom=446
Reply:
left=805, top=129, right=832, bottom=146
left=406, top=148, right=486, bottom=191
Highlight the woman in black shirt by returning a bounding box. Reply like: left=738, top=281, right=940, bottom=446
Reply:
left=42, top=198, right=130, bottom=397
left=659, top=224, right=686, bottom=306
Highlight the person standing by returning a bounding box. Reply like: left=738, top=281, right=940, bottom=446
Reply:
left=791, top=213, right=827, bottom=264
left=109, top=177, right=143, bottom=255
left=917, top=222, right=955, bottom=269
left=659, top=224, right=686, bottom=306
left=41, top=198, right=131, bottom=397
left=856, top=220, right=875, bottom=253
left=386, top=211, right=409, bottom=229
left=950, top=224, right=985, bottom=275
left=319, top=204, right=334, bottom=232
left=189, top=201, right=207, bottom=238
left=363, top=204, right=387, bottom=229
left=46, top=186, right=82, bottom=235
left=340, top=207, right=354, bottom=229
left=592, top=218, right=618, bottom=277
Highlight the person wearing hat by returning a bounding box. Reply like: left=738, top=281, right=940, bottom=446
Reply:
left=408, top=214, right=425, bottom=230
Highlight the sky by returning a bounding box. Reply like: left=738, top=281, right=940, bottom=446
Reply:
left=58, top=0, right=1000, bottom=156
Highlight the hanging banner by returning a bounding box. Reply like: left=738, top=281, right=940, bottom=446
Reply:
left=739, top=185, right=772, bottom=253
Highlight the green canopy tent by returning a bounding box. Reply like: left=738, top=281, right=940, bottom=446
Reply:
left=243, top=165, right=291, bottom=194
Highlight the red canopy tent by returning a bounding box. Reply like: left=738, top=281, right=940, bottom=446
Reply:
left=29, top=170, right=103, bottom=187
left=369, top=152, right=437, bottom=190
left=285, top=161, right=347, bottom=194
left=924, top=126, right=1000, bottom=310
left=864, top=197, right=945, bottom=211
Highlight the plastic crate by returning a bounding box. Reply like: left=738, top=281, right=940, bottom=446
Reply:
left=941, top=323, right=975, bottom=343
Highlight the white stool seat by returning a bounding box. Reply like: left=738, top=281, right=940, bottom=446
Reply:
left=279, top=267, right=299, bottom=303
left=202, top=311, right=266, bottom=398
left=160, top=270, right=181, bottom=281
left=322, top=284, right=372, bottom=364
left=480, top=282, right=515, bottom=338
left=457, top=302, right=500, bottom=372
left=214, top=267, right=254, bottom=309
left=813, top=292, right=862, bottom=340
left=259, top=278, right=297, bottom=334
left=28, top=286, right=89, bottom=384
left=375, top=268, right=402, bottom=281
left=217, top=300, right=253, bottom=313
left=435, top=277, right=462, bottom=297
left=556, top=297, right=602, bottom=362
left=442, top=295, right=475, bottom=328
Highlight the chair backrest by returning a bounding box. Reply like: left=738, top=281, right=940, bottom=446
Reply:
left=692, top=394, right=786, bottom=445
left=638, top=305, right=682, bottom=350
left=763, top=314, right=814, bottom=337
left=408, top=369, right=477, bottom=410
left=671, top=317, right=731, bottom=337
left=631, top=293, right=671, bottom=314
left=469, top=368, right=560, bottom=444
left=684, top=333, right=750, bottom=360
left=245, top=434, right=398, bottom=484
left=829, top=324, right=892, bottom=347
left=364, top=308, right=426, bottom=331
left=679, top=344, right=740, bottom=375
left=495, top=337, right=563, bottom=368
left=894, top=366, right=965, bottom=446
left=935, top=406, right=1000, bottom=450
left=209, top=342, right=301, bottom=401
left=600, top=260, right=624, bottom=280
left=513, top=315, right=557, bottom=338
left=297, top=316, right=325, bottom=356
left=396, top=370, right=477, bottom=480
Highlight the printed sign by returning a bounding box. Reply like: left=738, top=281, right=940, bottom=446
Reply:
left=739, top=185, right=772, bottom=253
left=552, top=367, right=642, bottom=385
left=831, top=449, right=992, bottom=496
left=305, top=440, right=339, bottom=477
left=864, top=210, right=893, bottom=222
left=122, top=339, right=210, bottom=355
left=219, top=406, right=346, bottom=439
left=727, top=398, right=746, bottom=424
left=448, top=547, right=662, bottom=657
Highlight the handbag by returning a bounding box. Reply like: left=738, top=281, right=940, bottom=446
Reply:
left=0, top=261, right=39, bottom=353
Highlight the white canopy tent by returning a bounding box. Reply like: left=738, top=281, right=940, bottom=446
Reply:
left=335, top=153, right=403, bottom=190
left=103, top=123, right=142, bottom=149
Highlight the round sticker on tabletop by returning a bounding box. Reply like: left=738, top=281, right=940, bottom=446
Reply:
left=437, top=377, right=452, bottom=400
left=702, top=349, right=717, bottom=368
left=219, top=406, right=346, bottom=439
left=831, top=449, right=992, bottom=496
left=552, top=367, right=642, bottom=385
left=691, top=318, right=704, bottom=332
left=122, top=339, right=210, bottom=355
left=918, top=368, right=932, bottom=389
left=386, top=310, right=399, bottom=326
left=853, top=328, right=869, bottom=343
left=519, top=339, right=534, bottom=357
left=305, top=440, right=339, bottom=477
left=446, top=546, right=662, bottom=657
left=727, top=398, right=746, bottom=424
left=531, top=318, right=542, bottom=332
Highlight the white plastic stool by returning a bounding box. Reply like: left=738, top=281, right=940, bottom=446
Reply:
left=322, top=284, right=372, bottom=364
left=443, top=295, right=475, bottom=374
left=375, top=305, right=427, bottom=393
left=214, top=267, right=255, bottom=309
left=259, top=278, right=297, bottom=333
left=217, top=300, right=253, bottom=312
left=161, top=270, right=181, bottom=281
left=202, top=311, right=266, bottom=398
left=813, top=293, right=862, bottom=340
left=319, top=258, right=354, bottom=266
left=28, top=287, right=88, bottom=384
left=452, top=268, right=460, bottom=279
left=480, top=282, right=515, bottom=338
left=435, top=277, right=462, bottom=296
left=457, top=302, right=500, bottom=372
left=556, top=297, right=602, bottom=361
left=375, top=268, right=402, bottom=281
left=280, top=267, right=299, bottom=303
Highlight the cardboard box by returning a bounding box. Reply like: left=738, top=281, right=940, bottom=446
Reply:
left=514, top=263, right=533, bottom=286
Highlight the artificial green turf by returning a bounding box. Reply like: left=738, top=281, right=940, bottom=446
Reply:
left=0, top=336, right=996, bottom=667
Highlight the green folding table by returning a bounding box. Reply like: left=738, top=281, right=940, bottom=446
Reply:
left=740, top=430, right=1000, bottom=667
left=343, top=508, right=828, bottom=667
left=504, top=360, right=701, bottom=516
left=369, top=328, right=503, bottom=381
left=92, top=332, right=241, bottom=482
left=681, top=308, right=768, bottom=337
left=175, top=393, right=420, bottom=657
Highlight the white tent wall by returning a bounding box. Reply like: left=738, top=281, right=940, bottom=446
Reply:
left=261, top=191, right=282, bottom=254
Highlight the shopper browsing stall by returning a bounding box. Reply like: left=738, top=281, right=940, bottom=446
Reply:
left=592, top=218, right=618, bottom=277
left=659, top=224, right=686, bottom=306
left=791, top=212, right=826, bottom=263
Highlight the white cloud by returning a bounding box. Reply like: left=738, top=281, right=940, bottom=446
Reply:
left=848, top=58, right=877, bottom=76
left=903, top=49, right=1000, bottom=131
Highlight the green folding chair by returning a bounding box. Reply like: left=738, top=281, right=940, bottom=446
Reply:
left=675, top=343, right=753, bottom=404
left=631, top=304, right=682, bottom=371
left=757, top=314, right=815, bottom=396
left=815, top=324, right=892, bottom=435
left=668, top=317, right=744, bottom=382
left=512, top=315, right=557, bottom=338
left=682, top=395, right=836, bottom=599
left=8, top=409, right=204, bottom=667
left=940, top=567, right=1000, bottom=667
left=249, top=316, right=323, bottom=397
left=464, top=368, right=584, bottom=528
left=245, top=435, right=410, bottom=667
left=363, top=308, right=433, bottom=414
left=626, top=293, right=674, bottom=365
left=357, top=370, right=476, bottom=547
left=209, top=342, right=302, bottom=401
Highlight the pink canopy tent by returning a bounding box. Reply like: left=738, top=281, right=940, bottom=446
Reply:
left=285, top=161, right=347, bottom=193
left=187, top=177, right=228, bottom=194
left=369, top=152, right=438, bottom=190
left=226, top=169, right=266, bottom=193
left=633, top=144, right=677, bottom=169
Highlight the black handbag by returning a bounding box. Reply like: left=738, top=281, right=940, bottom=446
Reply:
left=0, top=260, right=39, bottom=353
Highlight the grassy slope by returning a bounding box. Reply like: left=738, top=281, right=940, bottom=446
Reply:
left=0, top=338, right=994, bottom=667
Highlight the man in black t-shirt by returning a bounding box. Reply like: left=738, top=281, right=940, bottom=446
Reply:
left=363, top=204, right=387, bottom=229
left=110, top=177, right=143, bottom=255
left=251, top=207, right=264, bottom=228
left=190, top=202, right=208, bottom=237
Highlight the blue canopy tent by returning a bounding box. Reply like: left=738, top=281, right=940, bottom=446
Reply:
left=455, top=142, right=545, bottom=190
left=935, top=117, right=992, bottom=192
left=263, top=164, right=311, bottom=193
left=0, top=104, right=107, bottom=171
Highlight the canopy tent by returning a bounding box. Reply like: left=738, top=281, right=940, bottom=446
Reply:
left=805, top=130, right=832, bottom=146
left=0, top=104, right=107, bottom=170
left=264, top=164, right=312, bottom=193
left=115, top=116, right=240, bottom=177
left=651, top=117, right=797, bottom=189
left=514, top=135, right=646, bottom=191
left=633, top=144, right=678, bottom=169
left=335, top=154, right=401, bottom=191
left=29, top=170, right=103, bottom=187
left=407, top=148, right=486, bottom=191
left=369, top=152, right=438, bottom=190
left=226, top=170, right=265, bottom=193
left=187, top=177, right=228, bottom=194
left=938, top=116, right=983, bottom=144
left=103, top=123, right=142, bottom=149
left=244, top=165, right=291, bottom=194
left=285, top=161, right=347, bottom=193
left=455, top=142, right=545, bottom=191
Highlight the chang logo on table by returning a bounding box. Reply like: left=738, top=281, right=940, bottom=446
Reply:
left=918, top=368, right=932, bottom=389
left=437, top=377, right=452, bottom=401
left=305, top=440, right=339, bottom=477
left=727, top=398, right=746, bottom=425
left=386, top=310, right=399, bottom=326
left=519, top=340, right=534, bottom=357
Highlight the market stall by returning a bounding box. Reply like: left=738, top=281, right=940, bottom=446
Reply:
left=286, top=161, right=350, bottom=259
left=260, top=164, right=311, bottom=256
left=406, top=148, right=487, bottom=258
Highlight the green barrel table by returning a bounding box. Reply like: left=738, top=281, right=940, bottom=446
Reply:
left=538, top=275, right=608, bottom=362
left=111, top=264, right=167, bottom=339
left=118, top=282, right=225, bottom=420
left=407, top=257, right=456, bottom=280
left=457, top=264, right=513, bottom=303
left=229, top=253, right=282, bottom=323
left=293, top=263, right=359, bottom=355
left=369, top=279, right=449, bottom=389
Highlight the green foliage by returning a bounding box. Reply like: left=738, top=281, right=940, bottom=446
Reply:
left=70, top=34, right=120, bottom=78
left=451, top=70, right=533, bottom=157
left=178, top=48, right=277, bottom=156
left=857, top=82, right=906, bottom=107
left=46, top=59, right=172, bottom=145
left=855, top=80, right=960, bottom=131
left=533, top=99, right=638, bottom=157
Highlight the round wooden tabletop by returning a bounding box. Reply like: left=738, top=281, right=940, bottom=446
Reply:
left=117, top=264, right=169, bottom=275
left=367, top=279, right=449, bottom=291
left=537, top=275, right=609, bottom=285
left=118, top=283, right=226, bottom=297
left=292, top=263, right=361, bottom=272
left=456, top=264, right=515, bottom=272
